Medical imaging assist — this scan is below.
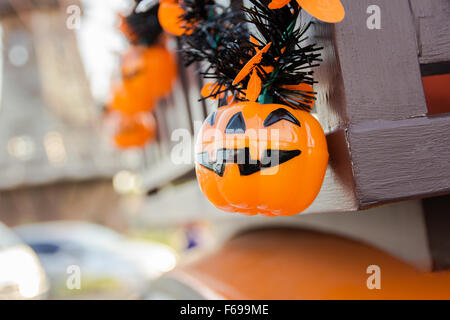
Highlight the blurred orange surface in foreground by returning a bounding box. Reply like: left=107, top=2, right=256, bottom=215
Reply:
left=171, top=228, right=450, bottom=299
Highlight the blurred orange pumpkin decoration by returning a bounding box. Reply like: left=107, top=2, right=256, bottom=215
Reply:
left=120, top=45, right=177, bottom=98
left=110, top=45, right=177, bottom=114
left=109, top=78, right=155, bottom=115
left=158, top=0, right=192, bottom=36
left=113, top=113, right=157, bottom=149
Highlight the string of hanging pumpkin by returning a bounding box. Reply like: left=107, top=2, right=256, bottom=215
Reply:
left=180, top=0, right=322, bottom=111
left=112, top=0, right=174, bottom=117
left=107, top=0, right=176, bottom=149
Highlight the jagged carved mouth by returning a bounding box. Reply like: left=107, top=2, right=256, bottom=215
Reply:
left=196, top=148, right=301, bottom=176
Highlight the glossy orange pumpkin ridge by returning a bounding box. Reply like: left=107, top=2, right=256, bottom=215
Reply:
left=195, top=102, right=328, bottom=216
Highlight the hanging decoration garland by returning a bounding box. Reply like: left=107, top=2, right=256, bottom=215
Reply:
left=108, top=0, right=176, bottom=149
left=111, top=2, right=177, bottom=116
left=181, top=0, right=336, bottom=216
left=156, top=0, right=345, bottom=37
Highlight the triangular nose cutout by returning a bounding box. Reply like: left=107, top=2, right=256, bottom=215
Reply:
left=225, top=112, right=246, bottom=134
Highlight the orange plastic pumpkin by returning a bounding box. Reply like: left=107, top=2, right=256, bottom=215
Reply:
left=298, top=0, right=344, bottom=22
left=195, top=101, right=328, bottom=216
left=109, top=45, right=177, bottom=114
left=113, top=113, right=157, bottom=149
left=109, top=78, right=155, bottom=115
left=158, top=0, right=192, bottom=36
left=268, top=0, right=345, bottom=23
left=121, top=45, right=177, bottom=98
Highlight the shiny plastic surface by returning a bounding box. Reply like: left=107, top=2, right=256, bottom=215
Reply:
left=195, top=102, right=329, bottom=216
left=297, top=0, right=345, bottom=23
left=114, top=113, right=156, bottom=149
left=158, top=0, right=191, bottom=36
left=110, top=45, right=177, bottom=114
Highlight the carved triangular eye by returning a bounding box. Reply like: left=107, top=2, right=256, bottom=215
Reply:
left=225, top=112, right=246, bottom=133
left=205, top=111, right=217, bottom=126
left=264, top=108, right=300, bottom=127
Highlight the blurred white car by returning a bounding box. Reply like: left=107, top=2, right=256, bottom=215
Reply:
left=14, top=221, right=177, bottom=299
left=0, top=222, right=48, bottom=299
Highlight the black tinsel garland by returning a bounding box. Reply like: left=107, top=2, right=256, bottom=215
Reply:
left=180, top=0, right=322, bottom=110
left=124, top=0, right=162, bottom=46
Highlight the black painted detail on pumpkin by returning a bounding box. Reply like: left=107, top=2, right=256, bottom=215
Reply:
left=264, top=108, right=301, bottom=127
left=196, top=148, right=301, bottom=176
left=225, top=112, right=246, bottom=134
left=218, top=92, right=228, bottom=108
left=196, top=151, right=226, bottom=177
left=205, top=111, right=217, bottom=126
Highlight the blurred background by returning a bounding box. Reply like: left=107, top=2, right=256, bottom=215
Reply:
left=0, top=0, right=205, bottom=299
left=0, top=0, right=449, bottom=300
left=0, top=0, right=286, bottom=300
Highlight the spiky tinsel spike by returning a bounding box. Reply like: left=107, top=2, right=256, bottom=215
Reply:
left=180, top=0, right=322, bottom=110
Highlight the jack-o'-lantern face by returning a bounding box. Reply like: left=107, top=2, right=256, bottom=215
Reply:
left=110, top=45, right=177, bottom=115
left=195, top=101, right=328, bottom=216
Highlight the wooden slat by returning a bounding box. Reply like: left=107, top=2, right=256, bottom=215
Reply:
left=135, top=190, right=433, bottom=270
left=348, top=113, right=450, bottom=207
left=308, top=129, right=358, bottom=213
left=306, top=18, right=348, bottom=132
left=410, top=0, right=450, bottom=65
left=312, top=0, right=427, bottom=129
left=185, top=63, right=205, bottom=126
left=306, top=0, right=450, bottom=210
left=0, top=180, right=124, bottom=231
